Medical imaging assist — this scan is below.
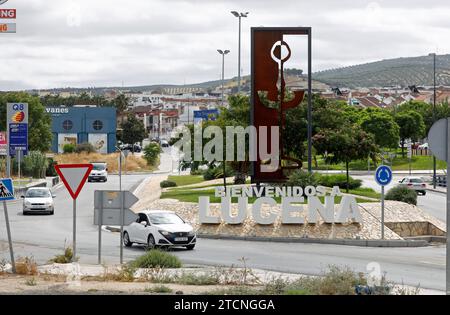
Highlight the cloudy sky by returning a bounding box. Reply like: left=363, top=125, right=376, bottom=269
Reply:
left=1, top=0, right=449, bottom=90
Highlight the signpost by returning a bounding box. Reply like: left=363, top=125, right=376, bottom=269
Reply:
left=407, top=140, right=412, bottom=176
left=94, top=190, right=138, bottom=264
left=375, top=165, right=393, bottom=240
left=54, top=164, right=93, bottom=261
left=0, top=178, right=15, bottom=273
left=428, top=118, right=450, bottom=295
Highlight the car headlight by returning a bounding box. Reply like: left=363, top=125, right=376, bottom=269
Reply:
left=25, top=201, right=31, bottom=207
left=159, top=230, right=170, bottom=236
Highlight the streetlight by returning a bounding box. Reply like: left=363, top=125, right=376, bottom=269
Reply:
left=429, top=53, right=437, bottom=188
left=218, top=49, right=230, bottom=190
left=231, top=11, right=248, bottom=94
left=217, top=49, right=230, bottom=106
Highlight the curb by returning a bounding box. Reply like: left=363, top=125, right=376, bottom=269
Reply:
left=426, top=188, right=446, bottom=194
left=196, top=234, right=429, bottom=247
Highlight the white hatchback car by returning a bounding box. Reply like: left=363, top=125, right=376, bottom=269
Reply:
left=123, top=210, right=196, bottom=250
left=398, top=177, right=427, bottom=195
left=22, top=187, right=55, bottom=215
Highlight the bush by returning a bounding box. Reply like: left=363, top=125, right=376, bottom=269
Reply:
left=160, top=180, right=177, bottom=188
left=75, top=142, right=95, bottom=154
left=318, top=174, right=362, bottom=190
left=203, top=164, right=234, bottom=180
left=46, top=158, right=58, bottom=176
left=385, top=186, right=417, bottom=205
left=15, top=256, right=38, bottom=275
left=144, top=143, right=162, bottom=166
left=22, top=151, right=48, bottom=178
left=190, top=169, right=206, bottom=176
left=49, top=246, right=76, bottom=264
left=131, top=249, right=182, bottom=269
left=286, top=170, right=320, bottom=187
left=63, top=143, right=76, bottom=154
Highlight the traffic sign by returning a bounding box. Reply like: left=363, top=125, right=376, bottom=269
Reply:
left=55, top=164, right=93, bottom=199
left=0, top=178, right=14, bottom=201
left=94, top=208, right=138, bottom=226
left=375, top=165, right=392, bottom=186
left=94, top=190, right=138, bottom=210
left=428, top=118, right=448, bottom=161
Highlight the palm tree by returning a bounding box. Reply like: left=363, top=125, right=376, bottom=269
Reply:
left=114, top=94, right=129, bottom=125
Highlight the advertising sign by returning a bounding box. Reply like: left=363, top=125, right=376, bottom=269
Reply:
left=0, top=132, right=6, bottom=156
left=88, top=133, right=108, bottom=154
left=0, top=23, right=15, bottom=33
left=0, top=9, right=15, bottom=18
left=193, top=109, right=219, bottom=124
left=7, top=103, right=28, bottom=156
left=58, top=133, right=77, bottom=153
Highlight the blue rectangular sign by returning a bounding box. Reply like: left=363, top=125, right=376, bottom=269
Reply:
left=193, top=109, right=219, bottom=124
left=9, top=123, right=28, bottom=155
left=0, top=178, right=14, bottom=201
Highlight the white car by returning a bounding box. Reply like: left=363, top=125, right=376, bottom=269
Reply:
left=123, top=210, right=196, bottom=250
left=398, top=177, right=427, bottom=195
left=88, top=162, right=108, bottom=182
left=21, top=187, right=55, bottom=215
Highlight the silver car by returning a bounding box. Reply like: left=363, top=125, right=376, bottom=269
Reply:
left=22, top=187, right=55, bottom=215
left=398, top=177, right=427, bottom=195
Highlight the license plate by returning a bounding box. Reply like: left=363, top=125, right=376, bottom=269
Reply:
left=175, top=237, right=188, bottom=242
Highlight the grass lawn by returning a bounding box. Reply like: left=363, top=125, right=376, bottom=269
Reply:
left=161, top=187, right=375, bottom=204
left=314, top=154, right=446, bottom=171
left=167, top=175, right=205, bottom=186
left=348, top=187, right=380, bottom=199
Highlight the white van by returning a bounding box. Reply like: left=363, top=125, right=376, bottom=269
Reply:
left=88, top=162, right=108, bottom=182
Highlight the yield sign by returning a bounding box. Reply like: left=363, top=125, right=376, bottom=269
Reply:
left=55, top=164, right=93, bottom=199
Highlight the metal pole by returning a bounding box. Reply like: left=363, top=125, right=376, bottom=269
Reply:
left=381, top=185, right=385, bottom=239
left=3, top=201, right=15, bottom=273
left=446, top=118, right=450, bottom=295
left=221, top=53, right=225, bottom=106
left=98, top=192, right=103, bottom=265
left=433, top=53, right=437, bottom=189
left=307, top=29, right=313, bottom=173
left=73, top=198, right=77, bottom=262
left=119, top=152, right=124, bottom=264
left=237, top=16, right=241, bottom=94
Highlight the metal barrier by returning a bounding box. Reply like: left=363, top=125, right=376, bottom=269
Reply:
left=436, top=175, right=447, bottom=187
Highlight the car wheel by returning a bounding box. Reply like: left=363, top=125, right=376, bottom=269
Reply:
left=123, top=232, right=133, bottom=247
left=147, top=234, right=156, bottom=250
left=422, top=191, right=426, bottom=196
left=185, top=244, right=195, bottom=250
left=49, top=210, right=54, bottom=215
left=23, top=211, right=28, bottom=215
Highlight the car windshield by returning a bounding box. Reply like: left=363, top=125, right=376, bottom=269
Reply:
left=410, top=178, right=423, bottom=183
left=26, top=189, right=51, bottom=198
left=148, top=213, right=184, bottom=225
left=92, top=164, right=105, bottom=171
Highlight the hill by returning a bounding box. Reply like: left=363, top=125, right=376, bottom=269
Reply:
left=312, top=54, right=450, bottom=88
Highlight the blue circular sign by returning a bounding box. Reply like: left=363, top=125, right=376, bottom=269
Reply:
left=375, top=165, right=393, bottom=186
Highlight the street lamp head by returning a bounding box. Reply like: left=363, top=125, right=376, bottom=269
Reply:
left=224, top=50, right=230, bottom=55
left=231, top=11, right=239, bottom=17
left=429, top=53, right=436, bottom=57
left=217, top=49, right=224, bottom=54
left=241, top=12, right=249, bottom=17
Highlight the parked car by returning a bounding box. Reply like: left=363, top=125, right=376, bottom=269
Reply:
left=418, top=143, right=428, bottom=149
left=123, top=210, right=196, bottom=250
left=88, top=162, right=108, bottom=182
left=121, top=143, right=142, bottom=152
left=398, top=177, right=427, bottom=195
left=21, top=187, right=55, bottom=215
left=160, top=139, right=170, bottom=148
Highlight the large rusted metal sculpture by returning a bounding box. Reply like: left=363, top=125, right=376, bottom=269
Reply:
left=251, top=27, right=312, bottom=182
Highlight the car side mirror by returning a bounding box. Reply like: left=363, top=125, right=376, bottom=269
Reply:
left=20, top=195, right=25, bottom=198
left=140, top=221, right=148, bottom=227
left=52, top=195, right=56, bottom=198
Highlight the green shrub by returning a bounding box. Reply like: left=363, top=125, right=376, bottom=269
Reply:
left=286, top=170, right=320, bottom=187
left=203, top=164, right=234, bottom=180
left=46, top=158, right=58, bottom=176
left=385, top=186, right=417, bottom=205
left=145, top=285, right=173, bottom=293
left=63, top=143, right=76, bottom=154
left=131, top=249, right=182, bottom=269
left=190, top=169, right=206, bottom=176
left=49, top=246, right=76, bottom=264
left=75, top=142, right=95, bottom=153
left=144, top=143, right=162, bottom=166
left=318, top=174, right=362, bottom=189
left=160, top=180, right=177, bottom=188
left=22, top=151, right=48, bottom=178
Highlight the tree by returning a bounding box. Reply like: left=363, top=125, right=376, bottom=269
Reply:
left=0, top=92, right=52, bottom=152
left=313, top=126, right=379, bottom=192
left=121, top=114, right=146, bottom=152
left=114, top=94, right=130, bottom=125
left=359, top=108, right=400, bottom=149
left=395, top=111, right=425, bottom=157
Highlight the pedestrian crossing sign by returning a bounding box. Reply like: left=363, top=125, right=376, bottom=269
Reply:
left=0, top=178, right=14, bottom=201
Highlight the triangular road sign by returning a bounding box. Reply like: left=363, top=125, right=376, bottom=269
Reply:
left=55, top=164, right=93, bottom=199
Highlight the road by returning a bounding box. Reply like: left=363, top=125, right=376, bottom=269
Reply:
left=0, top=170, right=446, bottom=292
left=355, top=174, right=447, bottom=222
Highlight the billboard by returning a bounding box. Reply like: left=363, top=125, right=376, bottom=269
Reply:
left=58, top=133, right=77, bottom=153
left=88, top=134, right=108, bottom=154
left=193, top=109, right=219, bottom=124
left=7, top=103, right=28, bottom=155
left=0, top=132, right=6, bottom=156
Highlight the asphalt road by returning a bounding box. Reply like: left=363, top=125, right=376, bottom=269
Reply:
left=0, top=172, right=446, bottom=292
left=356, top=175, right=446, bottom=222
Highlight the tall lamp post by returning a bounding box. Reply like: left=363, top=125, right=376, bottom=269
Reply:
left=218, top=49, right=230, bottom=190
left=231, top=11, right=248, bottom=94
left=430, top=53, right=437, bottom=188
